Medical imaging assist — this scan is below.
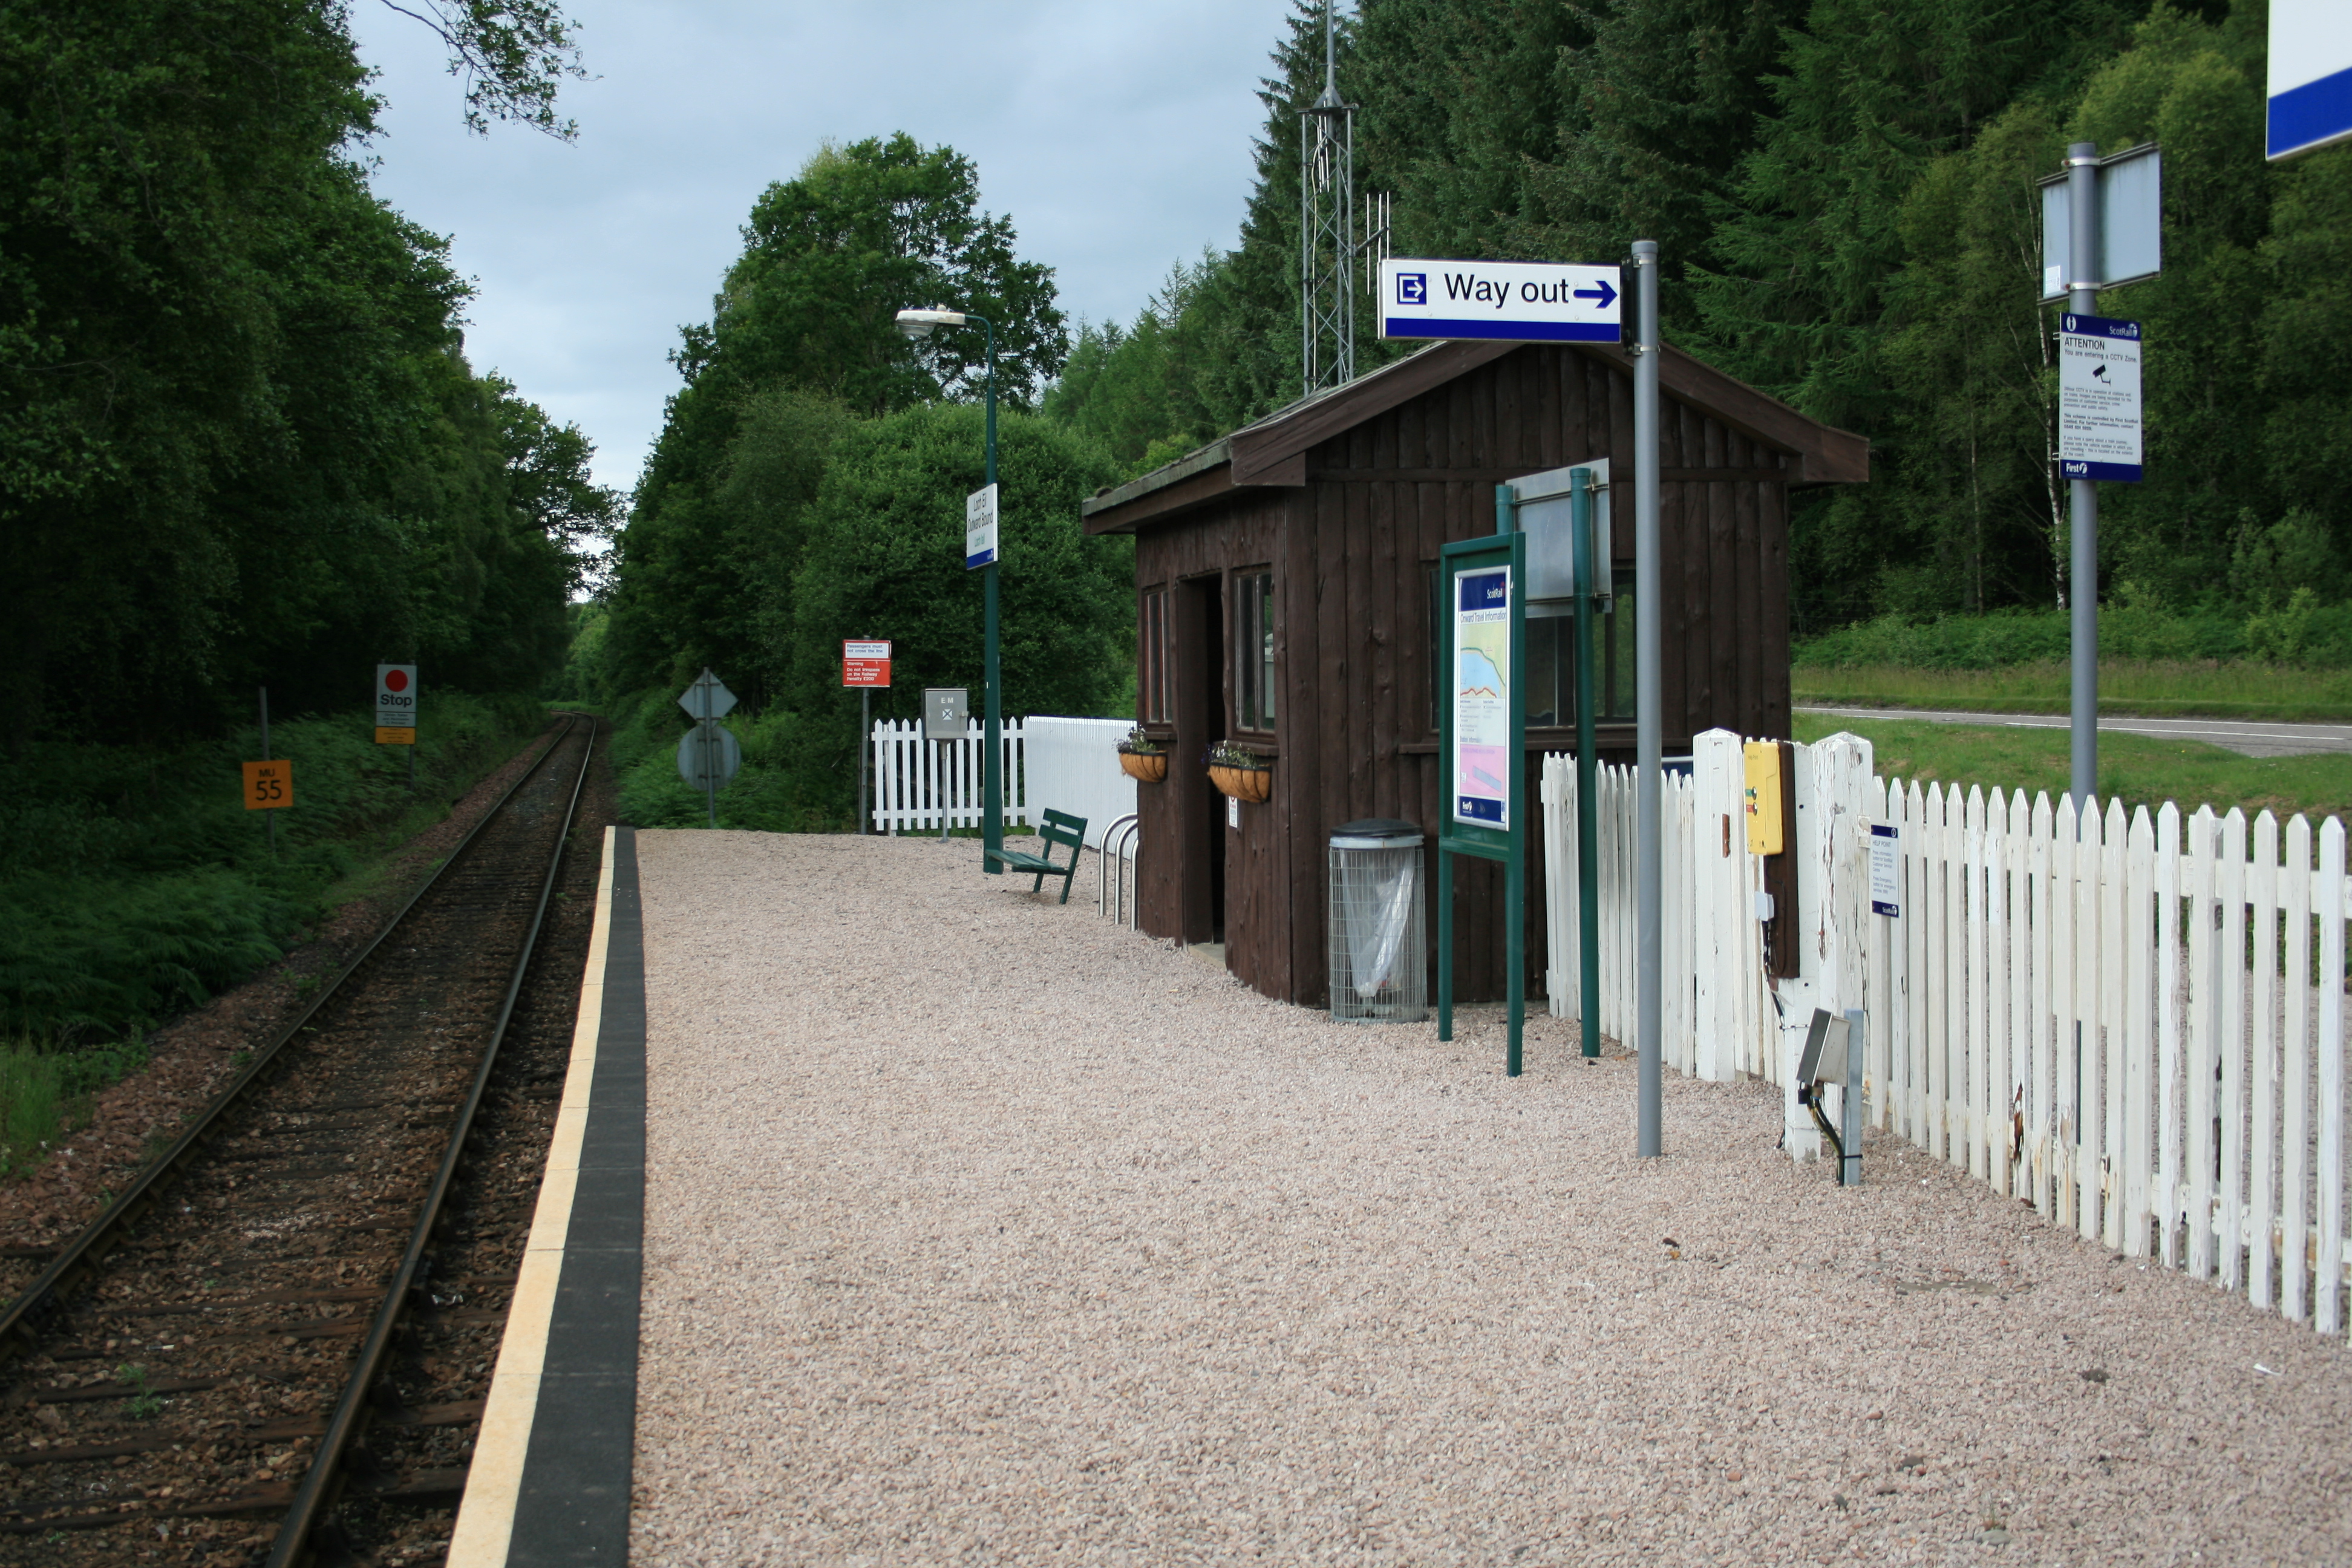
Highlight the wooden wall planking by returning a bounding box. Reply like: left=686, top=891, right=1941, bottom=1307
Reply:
left=1124, top=342, right=1801, bottom=1005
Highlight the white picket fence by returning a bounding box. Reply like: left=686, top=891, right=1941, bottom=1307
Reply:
left=1544, top=728, right=2352, bottom=1341
left=868, top=716, right=1134, bottom=848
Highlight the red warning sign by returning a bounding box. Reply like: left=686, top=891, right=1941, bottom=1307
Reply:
left=842, top=639, right=891, bottom=688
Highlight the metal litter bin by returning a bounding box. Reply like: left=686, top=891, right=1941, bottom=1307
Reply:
left=1328, top=818, right=1428, bottom=1023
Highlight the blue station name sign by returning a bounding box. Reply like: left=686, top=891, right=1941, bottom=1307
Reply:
left=1378, top=258, right=1622, bottom=345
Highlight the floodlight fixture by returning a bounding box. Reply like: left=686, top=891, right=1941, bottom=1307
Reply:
left=895, top=307, right=967, bottom=339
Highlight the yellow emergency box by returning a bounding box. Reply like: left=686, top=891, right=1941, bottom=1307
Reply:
left=1742, top=741, right=1784, bottom=855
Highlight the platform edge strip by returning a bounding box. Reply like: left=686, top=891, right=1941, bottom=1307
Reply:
left=446, top=824, right=616, bottom=1567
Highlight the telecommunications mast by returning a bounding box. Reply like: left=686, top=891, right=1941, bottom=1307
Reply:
left=1299, top=1, right=1355, bottom=394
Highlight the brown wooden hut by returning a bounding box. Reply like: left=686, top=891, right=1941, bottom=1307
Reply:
left=1080, top=338, right=1867, bottom=1007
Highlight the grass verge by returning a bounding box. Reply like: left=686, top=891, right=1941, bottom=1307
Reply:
left=1794, top=712, right=2352, bottom=824
left=0, top=693, right=546, bottom=1172
left=1790, top=660, right=2352, bottom=721
left=0, top=1037, right=149, bottom=1181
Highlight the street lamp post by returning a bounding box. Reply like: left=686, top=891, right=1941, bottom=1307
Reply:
left=895, top=307, right=1003, bottom=875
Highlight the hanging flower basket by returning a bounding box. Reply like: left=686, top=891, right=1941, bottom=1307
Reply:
left=1206, top=743, right=1272, bottom=804
left=1117, top=727, right=1169, bottom=783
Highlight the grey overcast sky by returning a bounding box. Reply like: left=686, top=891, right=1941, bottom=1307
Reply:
left=345, top=0, right=1298, bottom=498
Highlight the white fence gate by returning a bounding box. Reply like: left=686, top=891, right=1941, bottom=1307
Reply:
left=1544, top=727, right=2351, bottom=1341
left=868, top=716, right=1135, bottom=846
left=869, top=717, right=1027, bottom=835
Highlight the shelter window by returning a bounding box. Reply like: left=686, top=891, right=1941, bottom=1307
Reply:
left=1235, top=569, right=1275, bottom=733
left=1138, top=585, right=1172, bottom=724
left=1523, top=593, right=1637, bottom=728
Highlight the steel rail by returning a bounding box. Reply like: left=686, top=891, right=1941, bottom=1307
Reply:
left=268, top=714, right=597, bottom=1564
left=0, top=716, right=581, bottom=1362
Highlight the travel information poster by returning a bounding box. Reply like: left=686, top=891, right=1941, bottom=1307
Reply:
left=1452, top=567, right=1512, bottom=828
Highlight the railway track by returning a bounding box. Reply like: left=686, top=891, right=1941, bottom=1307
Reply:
left=0, top=714, right=604, bottom=1566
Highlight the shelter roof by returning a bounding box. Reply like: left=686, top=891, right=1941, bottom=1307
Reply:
left=1080, top=338, right=1868, bottom=536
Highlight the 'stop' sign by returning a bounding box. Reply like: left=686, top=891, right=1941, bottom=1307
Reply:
left=842, top=639, right=891, bottom=688
left=375, top=664, right=417, bottom=732
left=1379, top=258, right=1622, bottom=345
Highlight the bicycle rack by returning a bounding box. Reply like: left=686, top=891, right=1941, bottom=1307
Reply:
left=1098, top=813, right=1142, bottom=929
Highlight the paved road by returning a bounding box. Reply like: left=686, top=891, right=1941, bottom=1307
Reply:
left=1798, top=705, right=2352, bottom=759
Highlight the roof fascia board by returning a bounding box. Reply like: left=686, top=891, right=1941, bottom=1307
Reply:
left=1080, top=452, right=1239, bottom=535
left=1229, top=341, right=1517, bottom=481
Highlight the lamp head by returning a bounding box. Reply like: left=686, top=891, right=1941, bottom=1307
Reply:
left=895, top=307, right=966, bottom=339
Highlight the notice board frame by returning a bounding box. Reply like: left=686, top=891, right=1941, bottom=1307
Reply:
left=1436, top=521, right=1527, bottom=1074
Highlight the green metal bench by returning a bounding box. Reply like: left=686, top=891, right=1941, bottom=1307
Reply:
left=983, top=808, right=1088, bottom=903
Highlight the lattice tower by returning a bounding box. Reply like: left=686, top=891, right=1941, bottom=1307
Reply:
left=1299, top=1, right=1354, bottom=395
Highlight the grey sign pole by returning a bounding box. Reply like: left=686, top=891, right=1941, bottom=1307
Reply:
left=2066, top=140, right=2100, bottom=815
left=858, top=689, right=869, bottom=836
left=1632, top=238, right=1663, bottom=1158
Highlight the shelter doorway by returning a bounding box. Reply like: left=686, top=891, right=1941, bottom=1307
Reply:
left=1177, top=575, right=1226, bottom=946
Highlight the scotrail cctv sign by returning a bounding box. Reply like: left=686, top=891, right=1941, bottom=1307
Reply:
left=1379, top=258, right=1622, bottom=344
left=2057, top=313, right=2143, bottom=484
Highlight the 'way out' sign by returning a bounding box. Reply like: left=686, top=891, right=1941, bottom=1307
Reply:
left=2057, top=313, right=2143, bottom=483
left=1379, top=258, right=1621, bottom=344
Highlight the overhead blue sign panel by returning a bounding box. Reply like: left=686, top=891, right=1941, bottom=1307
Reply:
left=1378, top=258, right=1622, bottom=344
left=2270, top=0, right=2352, bottom=160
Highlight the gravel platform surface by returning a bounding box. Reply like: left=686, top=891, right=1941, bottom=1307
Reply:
left=631, top=831, right=2350, bottom=1566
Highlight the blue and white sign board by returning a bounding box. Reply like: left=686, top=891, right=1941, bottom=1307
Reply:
left=1869, top=823, right=1900, bottom=918
left=965, top=483, right=998, bottom=570
left=1379, top=258, right=1621, bottom=344
left=2057, top=314, right=2143, bottom=484
left=1451, top=567, right=1513, bottom=828
left=2270, top=0, right=2352, bottom=160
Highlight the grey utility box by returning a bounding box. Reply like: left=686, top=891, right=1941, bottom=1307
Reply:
left=1328, top=819, right=1429, bottom=1024
left=923, top=687, right=969, bottom=740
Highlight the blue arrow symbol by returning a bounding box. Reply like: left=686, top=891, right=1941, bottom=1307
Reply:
left=1574, top=277, right=1618, bottom=310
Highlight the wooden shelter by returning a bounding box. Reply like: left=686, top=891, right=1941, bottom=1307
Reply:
left=1080, top=338, right=1867, bottom=1007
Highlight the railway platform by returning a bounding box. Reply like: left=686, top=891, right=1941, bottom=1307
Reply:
left=455, top=828, right=2352, bottom=1567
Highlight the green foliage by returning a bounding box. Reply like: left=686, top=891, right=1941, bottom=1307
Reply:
left=1794, top=607, right=2249, bottom=669
left=608, top=690, right=848, bottom=833
left=1045, top=256, right=1243, bottom=472
left=0, top=0, right=602, bottom=750
left=788, top=404, right=1129, bottom=717
left=778, top=405, right=1126, bottom=823
left=0, top=1036, right=147, bottom=1180
left=606, top=405, right=1126, bottom=832
left=699, top=136, right=1066, bottom=419
left=0, top=693, right=538, bottom=1042
left=1077, top=1, right=2352, bottom=645
left=605, top=136, right=1135, bottom=832
left=391, top=1, right=590, bottom=139
left=607, top=135, right=1071, bottom=711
